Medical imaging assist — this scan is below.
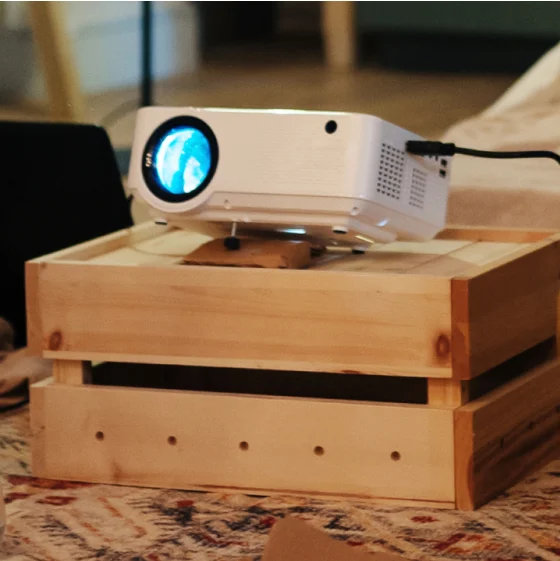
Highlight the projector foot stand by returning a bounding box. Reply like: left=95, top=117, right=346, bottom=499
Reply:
left=224, top=221, right=241, bottom=251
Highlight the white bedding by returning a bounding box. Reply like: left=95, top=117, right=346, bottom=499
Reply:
left=443, top=42, right=560, bottom=229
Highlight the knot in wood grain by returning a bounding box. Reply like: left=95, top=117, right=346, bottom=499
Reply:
left=48, top=330, right=63, bottom=351
left=435, top=334, right=451, bottom=360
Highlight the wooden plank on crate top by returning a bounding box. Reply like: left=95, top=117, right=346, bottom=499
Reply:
left=451, top=236, right=560, bottom=380
left=405, top=241, right=531, bottom=277
left=437, top=226, right=559, bottom=243
left=313, top=239, right=474, bottom=274
left=454, top=358, right=560, bottom=510
left=39, top=223, right=556, bottom=277
left=30, top=380, right=456, bottom=504
left=32, top=222, right=169, bottom=263
left=87, top=228, right=212, bottom=267
left=101, top=235, right=477, bottom=275
left=300, top=228, right=540, bottom=277
left=28, top=259, right=453, bottom=377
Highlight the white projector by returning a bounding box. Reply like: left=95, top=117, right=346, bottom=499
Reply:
left=128, top=106, right=451, bottom=251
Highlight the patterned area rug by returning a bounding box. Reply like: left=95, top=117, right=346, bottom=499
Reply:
left=0, top=406, right=558, bottom=561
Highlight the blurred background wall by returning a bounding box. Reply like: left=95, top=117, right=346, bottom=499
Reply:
left=0, top=1, right=199, bottom=102
left=356, top=1, right=560, bottom=73
left=1, top=1, right=558, bottom=147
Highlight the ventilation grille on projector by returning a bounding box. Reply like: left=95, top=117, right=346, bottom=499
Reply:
left=376, top=143, right=405, bottom=200
left=409, top=168, right=427, bottom=209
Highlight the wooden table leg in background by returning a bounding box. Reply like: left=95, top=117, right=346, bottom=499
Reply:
left=28, top=1, right=85, bottom=122
left=321, top=1, right=356, bottom=71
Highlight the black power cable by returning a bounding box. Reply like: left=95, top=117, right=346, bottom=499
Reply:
left=406, top=140, right=560, bottom=165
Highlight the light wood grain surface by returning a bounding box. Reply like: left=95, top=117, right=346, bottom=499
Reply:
left=454, top=358, right=560, bottom=509
left=451, top=237, right=560, bottom=379
left=25, top=224, right=560, bottom=379
left=27, top=257, right=453, bottom=377
left=31, top=379, right=455, bottom=505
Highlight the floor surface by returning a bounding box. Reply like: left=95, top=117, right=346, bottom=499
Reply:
left=0, top=40, right=518, bottom=150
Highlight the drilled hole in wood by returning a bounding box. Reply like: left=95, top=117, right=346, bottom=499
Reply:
left=95, top=431, right=104, bottom=441
left=391, top=451, right=401, bottom=461
left=314, top=446, right=325, bottom=456
left=168, top=436, right=177, bottom=446
left=239, top=441, right=249, bottom=451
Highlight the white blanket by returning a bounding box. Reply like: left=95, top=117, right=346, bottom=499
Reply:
left=443, top=42, right=560, bottom=229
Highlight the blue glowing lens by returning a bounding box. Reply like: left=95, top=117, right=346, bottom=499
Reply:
left=153, top=126, right=212, bottom=195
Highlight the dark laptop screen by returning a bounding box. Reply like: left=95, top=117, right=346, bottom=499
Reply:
left=0, top=121, right=134, bottom=347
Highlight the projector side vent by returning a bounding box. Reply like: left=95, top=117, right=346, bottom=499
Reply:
left=409, top=168, right=427, bottom=209
left=376, top=143, right=405, bottom=201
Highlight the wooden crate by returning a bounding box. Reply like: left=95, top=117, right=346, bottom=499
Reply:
left=27, top=223, right=560, bottom=509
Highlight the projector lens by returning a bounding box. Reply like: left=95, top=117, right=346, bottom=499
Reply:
left=142, top=116, right=218, bottom=203
left=154, top=127, right=210, bottom=195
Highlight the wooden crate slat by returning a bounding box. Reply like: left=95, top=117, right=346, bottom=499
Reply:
left=30, top=380, right=456, bottom=505
left=316, top=240, right=532, bottom=277
left=454, top=358, right=560, bottom=510
left=427, top=379, right=469, bottom=407
left=38, top=222, right=168, bottom=263
left=451, top=238, right=560, bottom=379
left=24, top=256, right=44, bottom=356
left=405, top=242, right=531, bottom=276
left=52, top=360, right=91, bottom=385
left=27, top=261, right=453, bottom=377
left=313, top=239, right=474, bottom=274
left=436, top=226, right=558, bottom=243
left=27, top=224, right=560, bottom=379
left=87, top=228, right=212, bottom=267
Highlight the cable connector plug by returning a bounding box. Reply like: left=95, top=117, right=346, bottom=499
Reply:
left=405, top=141, right=456, bottom=157
left=406, top=140, right=560, bottom=165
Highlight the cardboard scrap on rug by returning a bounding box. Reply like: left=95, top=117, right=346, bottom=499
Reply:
left=230, top=516, right=404, bottom=561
